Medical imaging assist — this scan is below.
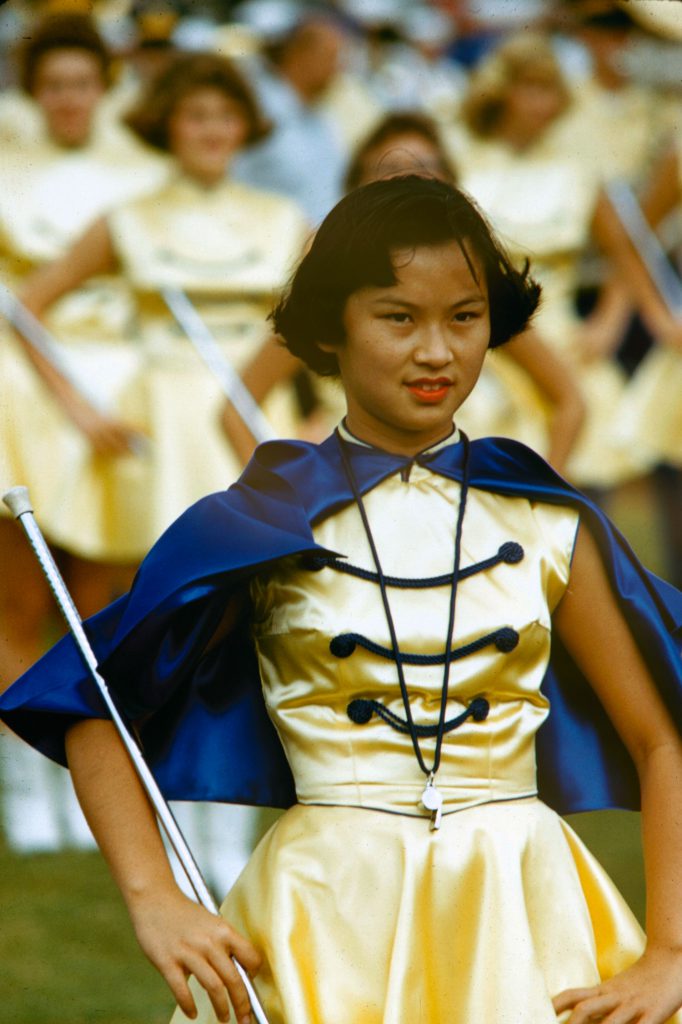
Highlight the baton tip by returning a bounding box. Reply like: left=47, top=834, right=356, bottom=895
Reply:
left=2, top=485, right=33, bottom=518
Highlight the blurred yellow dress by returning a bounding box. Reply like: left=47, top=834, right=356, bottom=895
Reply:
left=455, top=138, right=644, bottom=488
left=172, top=429, right=664, bottom=1024
left=106, top=174, right=309, bottom=552
left=546, top=77, right=677, bottom=186
left=614, top=137, right=682, bottom=470
left=0, top=132, right=168, bottom=560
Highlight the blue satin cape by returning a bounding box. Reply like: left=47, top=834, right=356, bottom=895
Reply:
left=1, top=434, right=681, bottom=815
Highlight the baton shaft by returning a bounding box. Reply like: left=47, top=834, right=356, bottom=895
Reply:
left=3, top=489, right=270, bottom=1023
left=162, top=286, right=276, bottom=445
left=606, top=180, right=682, bottom=317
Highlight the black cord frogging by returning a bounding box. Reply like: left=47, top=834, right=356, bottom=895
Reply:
left=310, top=541, right=524, bottom=588
left=347, top=695, right=490, bottom=737
left=335, top=428, right=472, bottom=779
left=330, top=626, right=519, bottom=664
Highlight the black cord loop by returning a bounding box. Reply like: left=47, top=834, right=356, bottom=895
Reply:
left=330, top=626, right=519, bottom=663
left=313, top=541, right=524, bottom=589
left=347, top=695, right=490, bottom=736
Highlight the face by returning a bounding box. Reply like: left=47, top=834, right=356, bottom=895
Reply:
left=502, top=68, right=566, bottom=144
left=32, top=49, right=106, bottom=147
left=295, top=24, right=344, bottom=99
left=168, top=87, right=250, bottom=184
left=324, top=242, right=490, bottom=456
left=360, top=133, right=452, bottom=186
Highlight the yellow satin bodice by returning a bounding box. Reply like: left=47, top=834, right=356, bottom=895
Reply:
left=250, top=447, right=579, bottom=820
left=108, top=175, right=309, bottom=299
left=0, top=137, right=167, bottom=272
left=0, top=136, right=168, bottom=343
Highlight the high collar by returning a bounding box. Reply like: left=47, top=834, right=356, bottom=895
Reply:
left=336, top=419, right=460, bottom=458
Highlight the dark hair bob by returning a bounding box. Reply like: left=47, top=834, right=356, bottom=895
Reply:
left=20, top=14, right=111, bottom=94
left=271, top=176, right=541, bottom=376
left=344, top=111, right=458, bottom=192
left=125, top=52, right=270, bottom=152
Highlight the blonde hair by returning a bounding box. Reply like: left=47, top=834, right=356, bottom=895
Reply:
left=460, top=33, right=571, bottom=140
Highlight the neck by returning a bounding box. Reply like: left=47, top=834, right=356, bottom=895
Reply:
left=178, top=165, right=227, bottom=189
left=343, top=414, right=455, bottom=457
left=496, top=118, right=540, bottom=154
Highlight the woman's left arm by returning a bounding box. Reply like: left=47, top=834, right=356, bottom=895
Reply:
left=552, top=524, right=682, bottom=1024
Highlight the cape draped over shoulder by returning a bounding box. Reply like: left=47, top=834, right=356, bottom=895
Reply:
left=1, top=434, right=681, bottom=815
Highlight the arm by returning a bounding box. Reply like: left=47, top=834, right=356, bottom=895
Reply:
left=641, top=146, right=680, bottom=231
left=64, top=597, right=260, bottom=1024
left=16, top=217, right=140, bottom=456
left=574, top=274, right=634, bottom=362
left=220, top=334, right=302, bottom=465
left=503, top=328, right=585, bottom=474
left=552, top=525, right=682, bottom=1024
left=591, top=189, right=682, bottom=354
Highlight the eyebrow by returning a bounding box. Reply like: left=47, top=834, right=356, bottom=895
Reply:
left=369, top=294, right=487, bottom=309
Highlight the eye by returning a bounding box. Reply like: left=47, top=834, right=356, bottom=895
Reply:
left=381, top=312, right=412, bottom=324
left=453, top=310, right=480, bottom=323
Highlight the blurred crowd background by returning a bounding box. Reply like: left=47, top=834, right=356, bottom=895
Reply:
left=0, top=0, right=681, bottom=1015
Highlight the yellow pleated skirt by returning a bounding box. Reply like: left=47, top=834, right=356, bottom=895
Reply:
left=171, top=798, right=678, bottom=1024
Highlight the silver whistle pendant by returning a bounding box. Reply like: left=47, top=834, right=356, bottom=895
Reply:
left=420, top=774, right=443, bottom=830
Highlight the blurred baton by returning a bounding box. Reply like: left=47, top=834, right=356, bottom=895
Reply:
left=0, top=282, right=149, bottom=457
left=1, top=485, right=271, bottom=1024
left=605, top=179, right=682, bottom=317
left=162, top=286, right=275, bottom=444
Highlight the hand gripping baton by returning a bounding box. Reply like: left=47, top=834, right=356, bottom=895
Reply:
left=2, top=486, right=270, bottom=1024
left=0, top=282, right=149, bottom=458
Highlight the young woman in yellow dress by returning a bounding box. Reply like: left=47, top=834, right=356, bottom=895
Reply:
left=450, top=32, right=648, bottom=493
left=16, top=51, right=309, bottom=556
left=2, top=176, right=682, bottom=1024
left=0, top=14, right=167, bottom=679
left=10, top=50, right=310, bottom=890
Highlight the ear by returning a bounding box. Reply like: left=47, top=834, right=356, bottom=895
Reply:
left=316, top=339, right=339, bottom=354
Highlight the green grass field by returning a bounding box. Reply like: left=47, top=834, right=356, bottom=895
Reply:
left=0, top=839, right=171, bottom=1023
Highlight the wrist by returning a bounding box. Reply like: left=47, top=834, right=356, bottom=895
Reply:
left=121, top=869, right=180, bottom=912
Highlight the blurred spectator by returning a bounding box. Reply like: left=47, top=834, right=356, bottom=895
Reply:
left=548, top=4, right=678, bottom=186
left=231, top=11, right=352, bottom=223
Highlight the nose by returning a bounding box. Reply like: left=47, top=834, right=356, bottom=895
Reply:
left=413, top=324, right=453, bottom=368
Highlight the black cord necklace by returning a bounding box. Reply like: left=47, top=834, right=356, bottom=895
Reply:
left=336, top=427, right=472, bottom=830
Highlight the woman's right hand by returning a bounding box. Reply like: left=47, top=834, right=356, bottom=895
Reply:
left=58, top=388, right=144, bottom=458
left=130, top=887, right=262, bottom=1024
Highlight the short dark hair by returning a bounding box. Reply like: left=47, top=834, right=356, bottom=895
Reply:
left=124, top=52, right=270, bottom=152
left=20, top=14, right=111, bottom=94
left=344, top=111, right=458, bottom=192
left=271, top=176, right=541, bottom=376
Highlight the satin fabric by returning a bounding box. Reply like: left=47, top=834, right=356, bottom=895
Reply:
left=173, top=801, right=657, bottom=1024
left=167, top=461, right=679, bottom=1023
left=96, top=175, right=309, bottom=555
left=1, top=434, right=681, bottom=816
left=458, top=144, right=644, bottom=487
left=0, top=138, right=168, bottom=560
left=250, top=461, right=577, bottom=816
